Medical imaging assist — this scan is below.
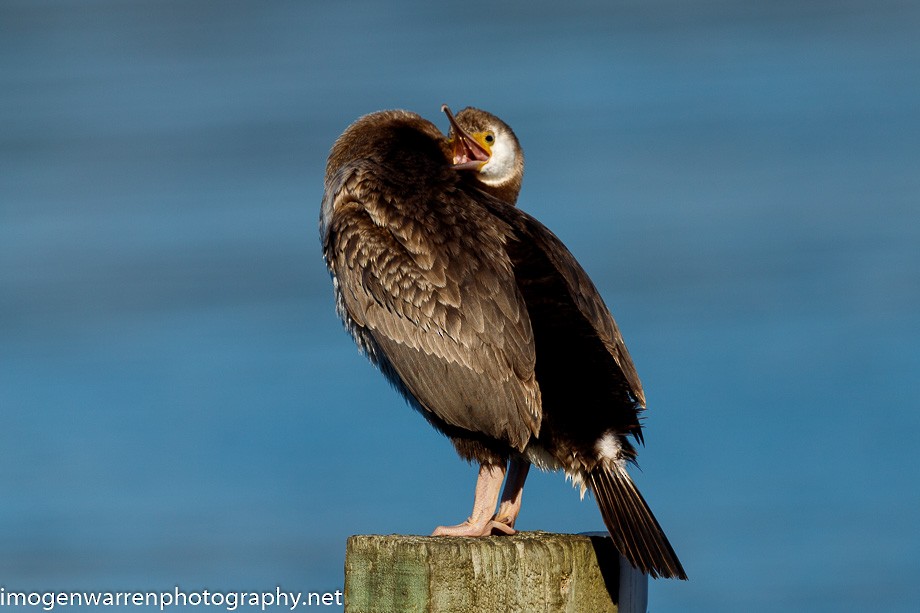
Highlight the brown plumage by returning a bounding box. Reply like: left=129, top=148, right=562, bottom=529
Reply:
left=320, top=106, right=686, bottom=580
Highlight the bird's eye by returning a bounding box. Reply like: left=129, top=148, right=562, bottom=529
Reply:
left=484, top=133, right=495, bottom=145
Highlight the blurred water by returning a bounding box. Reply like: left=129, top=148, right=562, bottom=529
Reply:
left=2, top=1, right=919, bottom=611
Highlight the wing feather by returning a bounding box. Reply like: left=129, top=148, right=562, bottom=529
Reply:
left=478, top=196, right=646, bottom=408
left=322, top=163, right=541, bottom=450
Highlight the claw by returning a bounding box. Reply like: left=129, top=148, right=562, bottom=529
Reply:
left=431, top=517, right=518, bottom=537
left=430, top=459, right=531, bottom=538
left=487, top=518, right=517, bottom=535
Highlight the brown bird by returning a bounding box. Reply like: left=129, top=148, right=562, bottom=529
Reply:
left=320, top=106, right=686, bottom=580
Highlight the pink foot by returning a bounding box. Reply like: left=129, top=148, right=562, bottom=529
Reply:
left=491, top=458, right=529, bottom=533
left=431, top=517, right=516, bottom=537
left=430, top=464, right=506, bottom=537
left=429, top=460, right=530, bottom=538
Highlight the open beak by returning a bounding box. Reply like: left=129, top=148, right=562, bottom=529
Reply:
left=442, top=104, right=491, bottom=170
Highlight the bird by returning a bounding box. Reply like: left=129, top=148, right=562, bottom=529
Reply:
left=320, top=105, right=687, bottom=580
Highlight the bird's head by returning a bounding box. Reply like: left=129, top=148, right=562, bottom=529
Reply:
left=442, top=105, right=524, bottom=204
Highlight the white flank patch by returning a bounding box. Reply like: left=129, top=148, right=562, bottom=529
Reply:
left=596, top=432, right=627, bottom=472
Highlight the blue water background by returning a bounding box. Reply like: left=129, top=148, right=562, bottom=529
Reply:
left=2, top=1, right=919, bottom=611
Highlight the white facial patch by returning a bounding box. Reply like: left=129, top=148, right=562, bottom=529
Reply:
left=478, top=130, right=516, bottom=186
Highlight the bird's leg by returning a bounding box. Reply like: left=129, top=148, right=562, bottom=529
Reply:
left=432, top=463, right=506, bottom=537
left=491, top=457, right=531, bottom=535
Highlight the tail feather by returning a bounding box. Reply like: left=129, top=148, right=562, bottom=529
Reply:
left=589, top=467, right=688, bottom=580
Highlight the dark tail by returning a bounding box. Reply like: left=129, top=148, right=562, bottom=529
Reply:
left=589, top=467, right=688, bottom=580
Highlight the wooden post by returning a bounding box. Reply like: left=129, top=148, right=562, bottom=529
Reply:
left=344, top=531, right=648, bottom=613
